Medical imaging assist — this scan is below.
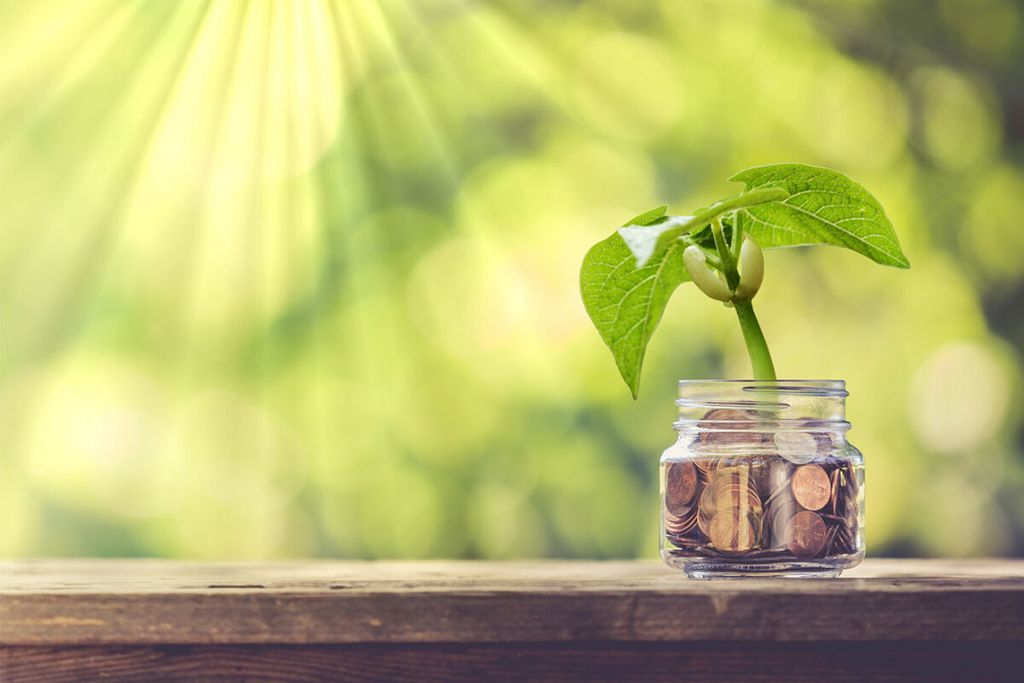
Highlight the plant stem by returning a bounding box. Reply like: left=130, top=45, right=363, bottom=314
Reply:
left=733, top=299, right=776, bottom=380
left=645, top=187, right=790, bottom=259
left=731, top=215, right=744, bottom=262
left=710, top=217, right=739, bottom=290
left=707, top=210, right=776, bottom=379
left=688, top=187, right=789, bottom=231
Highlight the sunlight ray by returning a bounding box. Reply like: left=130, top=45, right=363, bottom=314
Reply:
left=247, top=0, right=280, bottom=381
left=0, top=1, right=179, bottom=268
left=358, top=0, right=460, bottom=181
left=447, top=1, right=565, bottom=106
left=0, top=2, right=138, bottom=130
left=1, top=1, right=214, bottom=369
left=0, top=0, right=124, bottom=95
left=175, top=0, right=265, bottom=368
left=323, top=0, right=410, bottom=406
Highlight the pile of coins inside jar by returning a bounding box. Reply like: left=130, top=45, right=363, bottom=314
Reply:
left=663, top=410, right=860, bottom=561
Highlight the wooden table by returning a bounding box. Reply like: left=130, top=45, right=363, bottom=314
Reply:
left=2, top=559, right=1022, bottom=682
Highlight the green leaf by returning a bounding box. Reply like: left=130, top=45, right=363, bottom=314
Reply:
left=621, top=188, right=790, bottom=268
left=625, top=204, right=669, bottom=226
left=690, top=218, right=735, bottom=251
left=729, top=163, right=910, bottom=268
left=580, top=230, right=690, bottom=398
left=618, top=216, right=691, bottom=268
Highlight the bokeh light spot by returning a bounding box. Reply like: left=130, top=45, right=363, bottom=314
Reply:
left=910, top=342, right=1010, bottom=454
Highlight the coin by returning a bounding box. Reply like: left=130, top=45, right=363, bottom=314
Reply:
left=698, top=408, right=770, bottom=446
left=712, top=464, right=752, bottom=492
left=700, top=408, right=755, bottom=425
left=665, top=461, right=698, bottom=515
left=764, top=461, right=793, bottom=505
left=710, top=465, right=763, bottom=519
left=843, top=466, right=861, bottom=508
left=767, top=498, right=796, bottom=549
left=668, top=534, right=700, bottom=550
left=714, top=482, right=762, bottom=515
left=742, top=548, right=789, bottom=559
left=773, top=431, right=819, bottom=465
left=832, top=465, right=859, bottom=522
left=785, top=510, right=827, bottom=558
left=810, top=431, right=836, bottom=454
left=791, top=464, right=831, bottom=511
left=841, top=522, right=858, bottom=554
left=709, top=510, right=755, bottom=553
left=696, top=485, right=716, bottom=538
left=827, top=524, right=851, bottom=557
left=748, top=460, right=775, bottom=498
left=694, top=456, right=716, bottom=479
left=664, top=507, right=698, bottom=536
left=830, top=468, right=842, bottom=515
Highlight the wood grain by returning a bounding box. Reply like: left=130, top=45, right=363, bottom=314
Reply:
left=2, top=559, right=1023, bottom=645
left=2, top=642, right=1019, bottom=683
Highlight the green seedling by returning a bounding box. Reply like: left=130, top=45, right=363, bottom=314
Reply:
left=579, top=163, right=909, bottom=397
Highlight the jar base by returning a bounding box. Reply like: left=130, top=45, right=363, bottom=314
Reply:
left=662, top=551, right=863, bottom=579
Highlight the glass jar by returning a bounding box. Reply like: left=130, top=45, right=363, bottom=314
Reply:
left=660, top=380, right=864, bottom=578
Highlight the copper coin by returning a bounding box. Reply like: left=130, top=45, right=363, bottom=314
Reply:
left=664, top=508, right=698, bottom=536
left=700, top=408, right=755, bottom=426
left=693, top=456, right=717, bottom=482
left=698, top=408, right=769, bottom=446
left=696, top=486, right=716, bottom=538
left=837, top=524, right=855, bottom=554
left=697, top=484, right=716, bottom=515
left=715, top=482, right=762, bottom=514
left=679, top=512, right=698, bottom=535
left=667, top=534, right=700, bottom=550
left=830, top=469, right=842, bottom=515
left=791, top=464, right=831, bottom=511
left=712, top=466, right=757, bottom=500
left=785, top=510, right=827, bottom=558
left=665, top=461, right=698, bottom=515
left=749, top=462, right=773, bottom=498
left=843, top=466, right=860, bottom=503
left=844, top=501, right=859, bottom=539
left=773, top=431, right=819, bottom=465
left=664, top=511, right=684, bottom=534
left=708, top=511, right=755, bottom=553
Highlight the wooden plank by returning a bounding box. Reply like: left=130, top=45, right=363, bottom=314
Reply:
left=2, top=560, right=1023, bottom=645
left=2, top=642, right=1017, bottom=683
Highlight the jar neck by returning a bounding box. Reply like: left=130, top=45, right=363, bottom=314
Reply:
left=674, top=380, right=849, bottom=436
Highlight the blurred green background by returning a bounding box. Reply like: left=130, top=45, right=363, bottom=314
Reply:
left=2, top=0, right=1023, bottom=559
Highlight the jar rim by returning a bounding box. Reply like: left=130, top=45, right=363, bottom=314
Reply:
left=674, top=379, right=849, bottom=431
left=677, top=379, right=847, bottom=398
left=677, top=379, right=844, bottom=384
